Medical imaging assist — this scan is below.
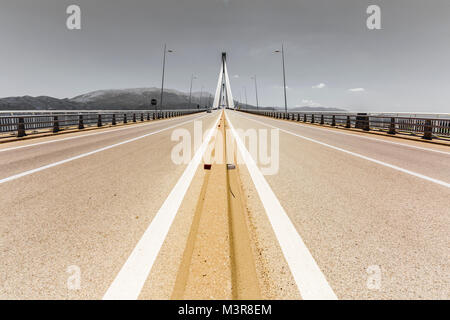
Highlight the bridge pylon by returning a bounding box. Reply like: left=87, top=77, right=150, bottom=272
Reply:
left=212, top=52, right=234, bottom=110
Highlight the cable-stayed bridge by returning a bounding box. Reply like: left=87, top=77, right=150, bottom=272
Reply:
left=0, top=53, right=449, bottom=300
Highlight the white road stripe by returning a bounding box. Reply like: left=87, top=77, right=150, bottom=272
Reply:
left=240, top=113, right=450, bottom=189
left=241, top=113, right=450, bottom=156
left=103, top=113, right=221, bottom=300
left=225, top=111, right=338, bottom=300
left=0, top=113, right=204, bottom=153
left=0, top=114, right=210, bottom=185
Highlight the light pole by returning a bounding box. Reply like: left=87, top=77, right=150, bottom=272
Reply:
left=199, top=86, right=204, bottom=109
left=274, top=44, right=288, bottom=115
left=239, top=92, right=242, bottom=110
left=208, top=94, right=213, bottom=109
left=188, top=74, right=197, bottom=108
left=160, top=44, right=174, bottom=112
left=243, top=86, right=248, bottom=110
left=251, top=75, right=259, bottom=111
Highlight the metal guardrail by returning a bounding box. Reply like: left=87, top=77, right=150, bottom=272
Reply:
left=0, top=109, right=203, bottom=138
left=237, top=109, right=450, bottom=141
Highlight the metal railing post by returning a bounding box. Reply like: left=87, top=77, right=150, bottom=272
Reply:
left=388, top=117, right=396, bottom=135
left=311, top=114, right=315, bottom=124
left=364, top=117, right=370, bottom=131
left=133, top=113, right=136, bottom=122
left=123, top=114, right=127, bottom=124
left=356, top=113, right=369, bottom=131
left=332, top=115, right=336, bottom=127
left=346, top=116, right=351, bottom=128
left=112, top=114, right=116, bottom=126
left=53, top=116, right=59, bottom=133
left=423, top=119, right=433, bottom=140
left=17, top=117, right=26, bottom=137
left=97, top=114, right=102, bottom=127
left=320, top=114, right=324, bottom=125
left=78, top=115, right=84, bottom=129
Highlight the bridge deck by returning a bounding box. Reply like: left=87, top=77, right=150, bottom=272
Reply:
left=0, top=110, right=448, bottom=299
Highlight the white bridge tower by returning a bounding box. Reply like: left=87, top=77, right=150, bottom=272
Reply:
left=212, top=52, right=234, bottom=109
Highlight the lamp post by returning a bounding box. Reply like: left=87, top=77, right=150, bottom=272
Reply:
left=243, top=86, right=248, bottom=110
left=199, top=86, right=204, bottom=109
left=208, top=94, right=213, bottom=109
left=188, top=74, right=197, bottom=108
left=251, top=75, right=259, bottom=111
left=160, top=44, right=174, bottom=112
left=274, top=44, right=288, bottom=115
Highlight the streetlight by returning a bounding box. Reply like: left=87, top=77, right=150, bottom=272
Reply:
left=160, top=44, right=174, bottom=112
left=199, top=86, right=204, bottom=108
left=243, top=86, right=248, bottom=110
left=208, top=94, right=213, bottom=109
left=251, top=75, right=259, bottom=111
left=274, top=44, right=288, bottom=115
left=188, top=74, right=197, bottom=108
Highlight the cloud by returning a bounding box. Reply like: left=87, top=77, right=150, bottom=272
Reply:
left=312, top=83, right=326, bottom=89
left=233, top=75, right=240, bottom=78
left=348, top=88, right=365, bottom=92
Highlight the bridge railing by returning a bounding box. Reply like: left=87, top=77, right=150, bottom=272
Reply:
left=236, top=109, right=450, bottom=141
left=0, top=109, right=203, bottom=138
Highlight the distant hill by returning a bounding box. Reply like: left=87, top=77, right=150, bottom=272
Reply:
left=290, top=106, right=346, bottom=112
left=0, top=96, right=82, bottom=110
left=0, top=88, right=215, bottom=111
left=242, top=105, right=347, bottom=112
left=0, top=88, right=346, bottom=112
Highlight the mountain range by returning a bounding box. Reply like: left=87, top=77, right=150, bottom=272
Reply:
left=0, top=88, right=346, bottom=112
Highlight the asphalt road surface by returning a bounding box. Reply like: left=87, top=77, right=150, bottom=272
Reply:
left=225, top=110, right=449, bottom=299
left=0, top=109, right=448, bottom=300
left=0, top=112, right=218, bottom=299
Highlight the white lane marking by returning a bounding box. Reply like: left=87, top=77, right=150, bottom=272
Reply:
left=240, top=113, right=450, bottom=156
left=0, top=113, right=204, bottom=153
left=238, top=113, right=450, bottom=189
left=0, top=114, right=210, bottom=185
left=103, top=114, right=221, bottom=300
left=225, top=111, right=337, bottom=300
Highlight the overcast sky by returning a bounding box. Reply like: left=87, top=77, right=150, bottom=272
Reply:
left=1, top=0, right=449, bottom=112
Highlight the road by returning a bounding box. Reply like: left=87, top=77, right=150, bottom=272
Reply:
left=0, top=112, right=218, bottom=299
left=225, top=110, right=449, bottom=299
left=0, top=109, right=448, bottom=299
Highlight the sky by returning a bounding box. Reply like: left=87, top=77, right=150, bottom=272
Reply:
left=0, top=0, right=449, bottom=112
